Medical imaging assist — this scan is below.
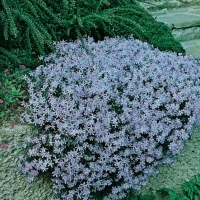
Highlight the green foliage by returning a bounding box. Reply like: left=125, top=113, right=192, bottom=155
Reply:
left=157, top=174, right=200, bottom=200
left=119, top=174, right=200, bottom=200
left=158, top=188, right=190, bottom=200
left=0, top=66, right=31, bottom=123
left=0, top=0, right=185, bottom=71
left=183, top=174, right=200, bottom=199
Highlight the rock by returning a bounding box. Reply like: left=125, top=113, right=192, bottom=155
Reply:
left=137, top=1, right=200, bottom=59
left=172, top=27, right=200, bottom=42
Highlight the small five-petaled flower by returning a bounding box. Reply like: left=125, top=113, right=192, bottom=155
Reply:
left=0, top=144, right=8, bottom=149
left=19, top=64, right=26, bottom=68
left=10, top=124, right=15, bottom=129
left=4, top=69, right=8, bottom=74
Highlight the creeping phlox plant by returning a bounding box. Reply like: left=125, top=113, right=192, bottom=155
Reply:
left=18, top=36, right=200, bottom=200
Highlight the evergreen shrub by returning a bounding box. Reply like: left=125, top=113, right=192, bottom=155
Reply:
left=0, top=0, right=185, bottom=71
left=17, top=36, right=200, bottom=200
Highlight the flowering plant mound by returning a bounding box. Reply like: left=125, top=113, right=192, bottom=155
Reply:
left=18, top=36, right=200, bottom=200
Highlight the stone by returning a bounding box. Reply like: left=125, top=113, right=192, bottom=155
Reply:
left=155, top=13, right=200, bottom=28
left=151, top=5, right=200, bottom=28
left=137, top=1, right=200, bottom=59
left=180, top=39, right=200, bottom=59
left=172, top=27, right=200, bottom=42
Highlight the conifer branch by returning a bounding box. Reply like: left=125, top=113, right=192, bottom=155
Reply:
left=0, top=47, right=19, bottom=63
left=0, top=0, right=185, bottom=70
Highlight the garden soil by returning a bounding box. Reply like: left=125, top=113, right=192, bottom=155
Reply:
left=1, top=124, right=200, bottom=200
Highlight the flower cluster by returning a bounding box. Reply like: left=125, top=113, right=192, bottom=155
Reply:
left=0, top=144, right=8, bottom=149
left=18, top=36, right=200, bottom=200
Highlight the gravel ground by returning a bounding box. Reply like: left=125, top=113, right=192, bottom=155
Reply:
left=0, top=125, right=53, bottom=200
left=1, top=124, right=200, bottom=200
